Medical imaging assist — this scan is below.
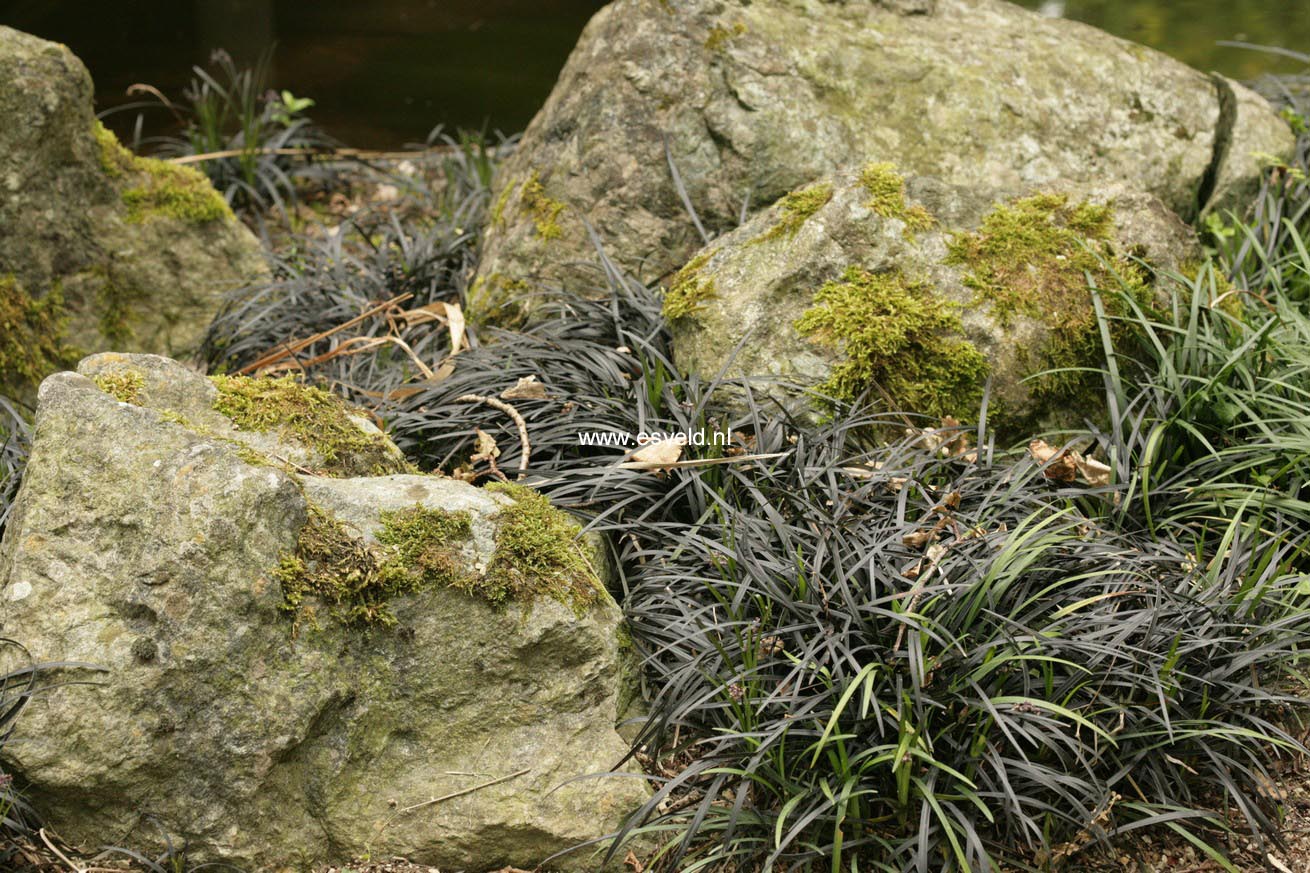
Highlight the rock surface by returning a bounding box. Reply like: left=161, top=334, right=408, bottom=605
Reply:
left=0, top=27, right=266, bottom=398
left=667, top=165, right=1200, bottom=432
left=469, top=0, right=1292, bottom=321
left=0, top=354, right=646, bottom=871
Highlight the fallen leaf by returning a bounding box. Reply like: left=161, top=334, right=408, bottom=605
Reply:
left=625, top=438, right=684, bottom=472
left=442, top=301, right=467, bottom=355
left=1029, top=439, right=1078, bottom=482
left=1075, top=454, right=1113, bottom=487
left=501, top=375, right=549, bottom=400
left=470, top=428, right=500, bottom=464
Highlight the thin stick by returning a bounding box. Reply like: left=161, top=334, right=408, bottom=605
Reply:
left=397, top=768, right=530, bottom=814
left=167, top=142, right=510, bottom=166
left=39, top=829, right=83, bottom=873
left=240, top=293, right=413, bottom=375
left=455, top=394, right=531, bottom=478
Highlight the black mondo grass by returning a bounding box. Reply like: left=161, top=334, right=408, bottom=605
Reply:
left=0, top=395, right=29, bottom=538
left=609, top=431, right=1310, bottom=872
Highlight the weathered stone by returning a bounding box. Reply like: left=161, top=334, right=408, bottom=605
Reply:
left=0, top=355, right=646, bottom=871
left=0, top=27, right=266, bottom=398
left=667, top=165, right=1200, bottom=433
left=469, top=0, right=1292, bottom=321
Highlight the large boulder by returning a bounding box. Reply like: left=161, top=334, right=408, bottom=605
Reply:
left=666, top=164, right=1200, bottom=432
left=0, top=27, right=266, bottom=398
left=469, top=0, right=1292, bottom=322
left=0, top=354, right=647, bottom=871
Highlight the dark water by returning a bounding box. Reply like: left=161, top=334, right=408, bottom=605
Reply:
left=1, top=0, right=1306, bottom=150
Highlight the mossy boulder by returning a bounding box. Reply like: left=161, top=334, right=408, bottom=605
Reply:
left=0, top=27, right=266, bottom=399
left=468, top=0, right=1292, bottom=322
left=667, top=165, right=1200, bottom=434
left=0, top=354, right=647, bottom=870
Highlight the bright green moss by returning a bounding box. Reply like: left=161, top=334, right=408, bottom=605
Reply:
left=0, top=275, right=79, bottom=396
left=752, top=182, right=833, bottom=245
left=795, top=266, right=989, bottom=418
left=479, top=482, right=602, bottom=617
left=662, top=252, right=716, bottom=321
left=490, top=177, right=516, bottom=228
left=122, top=160, right=231, bottom=225
left=376, top=504, right=475, bottom=591
left=210, top=374, right=406, bottom=477
left=93, top=371, right=144, bottom=404
left=859, top=162, right=934, bottom=234
left=518, top=171, right=566, bottom=240
left=705, top=21, right=747, bottom=51
left=271, top=487, right=599, bottom=631
left=93, top=121, right=232, bottom=225
left=945, top=193, right=1151, bottom=412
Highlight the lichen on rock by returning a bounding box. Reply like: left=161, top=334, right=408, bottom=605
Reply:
left=0, top=353, right=648, bottom=869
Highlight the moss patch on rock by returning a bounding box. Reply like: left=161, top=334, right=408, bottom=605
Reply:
left=518, top=171, right=566, bottom=240
left=859, top=162, right=934, bottom=234
left=273, top=503, right=470, bottom=629
left=795, top=266, right=989, bottom=418
left=479, top=482, right=602, bottom=617
left=946, top=193, right=1150, bottom=410
left=662, top=252, right=716, bottom=321
left=211, top=374, right=406, bottom=477
left=752, top=182, right=833, bottom=245
left=0, top=274, right=79, bottom=396
left=93, top=121, right=232, bottom=225
left=705, top=21, right=747, bottom=51
left=93, top=371, right=144, bottom=404
left=272, top=485, right=600, bottom=630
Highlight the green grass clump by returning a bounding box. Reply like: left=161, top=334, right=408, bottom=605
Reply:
left=210, top=374, right=405, bottom=477
left=0, top=275, right=78, bottom=397
left=93, top=371, right=144, bottom=404
left=751, top=182, right=833, bottom=245
left=795, top=266, right=988, bottom=417
left=661, top=252, right=716, bottom=321
left=474, top=482, right=601, bottom=617
left=859, top=161, right=934, bottom=233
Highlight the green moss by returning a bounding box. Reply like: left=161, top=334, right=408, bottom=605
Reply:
left=751, top=182, right=833, bottom=245
left=477, top=482, right=602, bottom=617
left=518, top=171, right=566, bottom=240
left=945, top=193, right=1151, bottom=411
left=93, top=121, right=232, bottom=225
left=662, top=252, right=716, bottom=321
left=122, top=160, right=232, bottom=225
left=271, top=487, right=599, bottom=631
left=375, top=504, right=475, bottom=591
left=93, top=120, right=135, bottom=178
left=490, top=177, right=516, bottom=228
left=93, top=371, right=144, bottom=404
left=705, top=21, right=747, bottom=51
left=210, top=374, right=405, bottom=477
left=274, top=504, right=475, bottom=629
left=0, top=275, right=79, bottom=396
left=795, top=266, right=989, bottom=418
left=859, top=162, right=935, bottom=234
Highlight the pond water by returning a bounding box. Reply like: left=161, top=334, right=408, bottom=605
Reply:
left=1, top=0, right=1306, bottom=149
